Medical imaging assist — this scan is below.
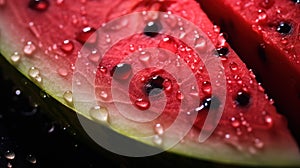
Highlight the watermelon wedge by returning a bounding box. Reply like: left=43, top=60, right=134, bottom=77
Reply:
left=0, top=0, right=299, bottom=166
left=197, top=0, right=300, bottom=144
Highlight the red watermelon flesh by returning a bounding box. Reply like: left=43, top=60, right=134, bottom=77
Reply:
left=0, top=0, right=299, bottom=166
left=197, top=0, right=300, bottom=144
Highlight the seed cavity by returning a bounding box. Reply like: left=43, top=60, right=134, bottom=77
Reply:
left=235, top=91, right=251, bottom=106
left=276, top=22, right=293, bottom=35
left=144, top=75, right=165, bottom=96
left=195, top=97, right=220, bottom=112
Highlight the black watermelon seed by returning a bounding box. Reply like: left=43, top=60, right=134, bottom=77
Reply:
left=277, top=22, right=293, bottom=35
left=144, top=75, right=165, bottom=96
left=143, top=21, right=162, bottom=37
left=216, top=47, right=229, bottom=57
left=235, top=91, right=251, bottom=106
left=292, top=0, right=300, bottom=4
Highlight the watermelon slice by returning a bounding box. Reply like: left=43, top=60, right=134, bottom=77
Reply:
left=197, top=0, right=300, bottom=143
left=0, top=0, right=299, bottom=166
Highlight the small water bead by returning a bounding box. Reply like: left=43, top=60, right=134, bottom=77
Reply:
left=29, top=0, right=49, bottom=11
left=99, top=90, right=108, bottom=100
left=23, top=41, right=37, bottom=56
left=7, top=162, right=12, bottom=168
left=63, top=90, right=73, bottom=104
left=201, top=81, right=212, bottom=96
left=264, top=115, right=273, bottom=127
left=254, top=138, right=264, bottom=149
left=76, top=27, right=98, bottom=44
left=153, top=134, right=163, bottom=146
left=230, top=117, right=240, bottom=128
left=139, top=51, right=151, bottom=63
left=259, top=0, right=274, bottom=9
left=10, top=52, right=21, bottom=63
left=255, top=10, right=267, bottom=23
left=135, top=98, right=150, bottom=110
left=224, top=133, right=231, bottom=139
left=235, top=91, right=251, bottom=106
left=89, top=106, right=108, bottom=122
left=162, top=79, right=172, bottom=92
left=194, top=36, right=207, bottom=53
left=176, top=91, right=184, bottom=100
left=26, top=154, right=37, bottom=164
left=110, top=63, right=132, bottom=81
left=28, top=67, right=42, bottom=83
left=4, top=150, right=15, bottom=160
left=277, top=22, right=293, bottom=35
left=143, top=20, right=162, bottom=37
left=57, top=68, right=68, bottom=77
left=229, top=62, right=238, bottom=72
left=154, top=123, right=164, bottom=135
left=144, top=75, right=165, bottom=96
left=60, top=40, right=74, bottom=54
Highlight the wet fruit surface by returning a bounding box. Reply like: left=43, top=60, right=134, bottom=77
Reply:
left=0, top=0, right=300, bottom=166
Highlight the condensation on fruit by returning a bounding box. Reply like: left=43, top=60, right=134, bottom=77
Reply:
left=63, top=90, right=73, bottom=104
left=89, top=105, right=109, bottom=123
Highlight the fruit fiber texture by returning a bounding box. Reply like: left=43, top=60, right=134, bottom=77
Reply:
left=0, top=0, right=299, bottom=166
left=198, top=0, right=300, bottom=144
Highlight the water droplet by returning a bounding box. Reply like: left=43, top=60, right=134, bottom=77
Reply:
left=144, top=75, right=165, bottom=96
left=23, top=41, right=36, bottom=56
left=10, top=52, right=21, bottom=63
left=63, top=90, right=73, bottom=104
left=143, top=20, right=162, bottom=37
left=277, top=22, right=293, bottom=35
left=26, top=154, right=37, bottom=164
left=111, top=63, right=132, bottom=81
left=135, top=98, right=150, bottom=110
left=28, top=67, right=42, bottom=83
left=139, top=51, right=151, bottom=63
left=154, top=123, right=164, bottom=135
left=163, top=79, right=172, bottom=92
left=194, top=36, right=207, bottom=53
left=99, top=66, right=107, bottom=74
left=89, top=106, right=108, bottom=122
left=255, top=9, right=267, bottom=23
left=105, top=34, right=111, bottom=43
left=152, top=135, right=163, bottom=145
left=235, top=91, right=251, bottom=106
left=57, top=68, right=68, bottom=77
left=99, top=90, right=108, bottom=99
left=224, top=133, right=230, bottom=139
left=4, top=150, right=15, bottom=160
left=176, top=91, right=184, bottom=100
left=76, top=27, right=98, bottom=44
left=7, top=162, right=12, bottom=168
left=264, top=115, right=273, bottom=127
left=254, top=138, right=264, bottom=149
left=28, top=0, right=49, bottom=11
left=229, top=62, right=238, bottom=72
left=60, top=40, right=74, bottom=54
left=259, top=0, right=275, bottom=9
left=230, top=117, right=240, bottom=128
left=202, top=81, right=212, bottom=96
